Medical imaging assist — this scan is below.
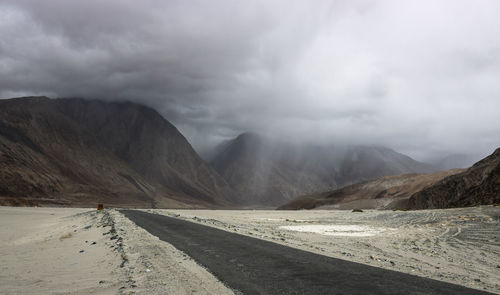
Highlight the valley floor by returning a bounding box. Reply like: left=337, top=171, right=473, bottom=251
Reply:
left=0, top=206, right=499, bottom=294
left=148, top=206, right=500, bottom=294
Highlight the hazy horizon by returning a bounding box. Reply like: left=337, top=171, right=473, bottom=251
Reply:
left=1, top=0, right=500, bottom=161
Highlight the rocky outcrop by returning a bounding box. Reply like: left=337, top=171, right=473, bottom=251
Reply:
left=407, top=148, right=500, bottom=209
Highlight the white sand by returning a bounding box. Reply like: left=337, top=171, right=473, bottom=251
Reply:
left=0, top=207, right=121, bottom=294
left=279, top=224, right=387, bottom=236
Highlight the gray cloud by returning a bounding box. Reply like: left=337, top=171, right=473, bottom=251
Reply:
left=1, top=0, right=500, bottom=161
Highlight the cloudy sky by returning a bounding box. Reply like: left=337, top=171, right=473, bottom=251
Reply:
left=1, top=0, right=499, bottom=160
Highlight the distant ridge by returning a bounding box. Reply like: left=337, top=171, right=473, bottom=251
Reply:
left=210, top=132, right=435, bottom=207
left=278, top=169, right=464, bottom=210
left=280, top=148, right=500, bottom=210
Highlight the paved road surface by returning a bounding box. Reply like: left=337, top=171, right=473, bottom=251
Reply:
left=121, top=210, right=493, bottom=295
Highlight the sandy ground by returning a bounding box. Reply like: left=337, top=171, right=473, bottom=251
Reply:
left=0, top=207, right=121, bottom=294
left=0, top=207, right=233, bottom=295
left=146, top=206, right=500, bottom=294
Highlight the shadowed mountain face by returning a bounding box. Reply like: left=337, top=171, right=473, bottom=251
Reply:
left=210, top=133, right=435, bottom=207
left=0, top=97, right=233, bottom=208
left=407, top=148, right=500, bottom=209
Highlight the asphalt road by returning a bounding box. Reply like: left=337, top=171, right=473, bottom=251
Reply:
left=121, top=210, right=493, bottom=295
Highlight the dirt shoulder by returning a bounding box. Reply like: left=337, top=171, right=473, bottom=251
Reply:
left=110, top=210, right=234, bottom=294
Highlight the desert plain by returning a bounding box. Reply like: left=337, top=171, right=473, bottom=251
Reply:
left=0, top=206, right=499, bottom=294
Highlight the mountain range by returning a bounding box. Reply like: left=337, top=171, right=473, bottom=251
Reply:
left=209, top=132, right=434, bottom=206
left=0, top=96, right=497, bottom=209
left=280, top=148, right=500, bottom=210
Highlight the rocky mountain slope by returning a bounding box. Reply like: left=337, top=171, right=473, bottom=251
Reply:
left=210, top=133, right=434, bottom=207
left=280, top=148, right=499, bottom=210
left=0, top=97, right=233, bottom=208
left=407, top=148, right=500, bottom=209
left=278, top=169, right=464, bottom=210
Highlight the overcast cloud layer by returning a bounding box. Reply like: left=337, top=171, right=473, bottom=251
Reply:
left=1, top=0, right=500, bottom=160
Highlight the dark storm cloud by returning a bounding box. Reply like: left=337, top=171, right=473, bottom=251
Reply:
left=1, top=0, right=500, bottom=160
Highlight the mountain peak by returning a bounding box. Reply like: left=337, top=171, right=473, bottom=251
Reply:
left=234, top=132, right=263, bottom=144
